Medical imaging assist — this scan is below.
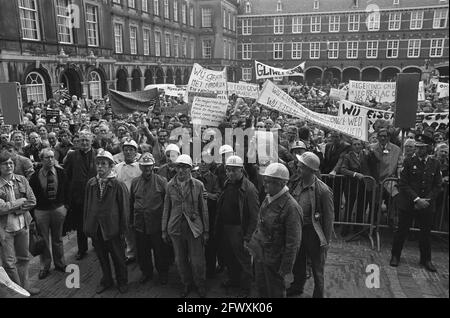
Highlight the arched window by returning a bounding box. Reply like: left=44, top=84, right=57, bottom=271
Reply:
left=25, top=72, right=46, bottom=103
left=88, top=71, right=102, bottom=99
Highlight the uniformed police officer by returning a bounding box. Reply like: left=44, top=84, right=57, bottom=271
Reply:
left=390, top=134, right=442, bottom=272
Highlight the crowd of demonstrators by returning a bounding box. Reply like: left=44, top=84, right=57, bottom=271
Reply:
left=0, top=79, right=448, bottom=298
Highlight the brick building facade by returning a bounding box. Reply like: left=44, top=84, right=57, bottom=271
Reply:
left=236, top=0, right=449, bottom=85
left=0, top=0, right=239, bottom=103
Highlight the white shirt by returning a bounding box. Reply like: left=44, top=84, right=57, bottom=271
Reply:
left=115, top=161, right=142, bottom=191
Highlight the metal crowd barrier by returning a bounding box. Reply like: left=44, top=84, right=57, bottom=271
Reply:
left=321, top=174, right=378, bottom=249
left=375, top=178, right=449, bottom=251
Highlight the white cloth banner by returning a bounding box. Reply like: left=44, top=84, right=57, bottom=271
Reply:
left=329, top=88, right=347, bottom=100
left=255, top=61, right=305, bottom=80
left=185, top=63, right=227, bottom=100
left=348, top=80, right=427, bottom=103
left=227, top=82, right=259, bottom=99
left=190, top=96, right=228, bottom=127
left=348, top=80, right=396, bottom=103
left=258, top=80, right=368, bottom=141
left=437, top=82, right=449, bottom=98
left=164, top=86, right=187, bottom=101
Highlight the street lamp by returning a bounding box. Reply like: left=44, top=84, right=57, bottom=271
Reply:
left=87, top=50, right=97, bottom=65
left=57, top=49, right=69, bottom=66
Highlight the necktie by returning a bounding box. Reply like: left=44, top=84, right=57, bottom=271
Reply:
left=47, top=170, right=57, bottom=201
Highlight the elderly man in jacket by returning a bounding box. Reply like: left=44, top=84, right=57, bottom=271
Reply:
left=288, top=152, right=334, bottom=298
left=216, top=155, right=260, bottom=298
left=162, top=154, right=209, bottom=298
left=248, top=163, right=302, bottom=298
left=84, top=150, right=130, bottom=294
left=130, top=153, right=170, bottom=285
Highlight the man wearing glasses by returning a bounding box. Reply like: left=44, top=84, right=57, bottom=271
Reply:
left=29, top=148, right=69, bottom=280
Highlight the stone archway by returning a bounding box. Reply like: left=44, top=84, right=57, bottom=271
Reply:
left=381, top=67, right=400, bottom=81
left=131, top=69, right=141, bottom=91
left=144, top=69, right=153, bottom=86
left=166, top=68, right=174, bottom=84
left=361, top=67, right=380, bottom=81
left=343, top=67, right=360, bottom=82
left=305, top=67, right=323, bottom=85
left=155, top=68, right=165, bottom=84
left=175, top=68, right=182, bottom=85
left=60, top=67, right=82, bottom=97
left=116, top=68, right=128, bottom=92
left=325, top=67, right=341, bottom=84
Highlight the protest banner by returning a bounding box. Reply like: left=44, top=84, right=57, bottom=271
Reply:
left=437, top=82, right=449, bottom=98
left=258, top=80, right=368, bottom=141
left=46, top=109, right=60, bottom=127
left=339, top=100, right=449, bottom=133
left=348, top=80, right=396, bottom=103
left=329, top=88, right=347, bottom=100
left=255, top=61, right=305, bottom=80
left=348, top=80, right=428, bottom=104
left=227, top=82, right=259, bottom=99
left=190, top=96, right=228, bottom=127
left=109, top=89, right=160, bottom=114
left=164, top=86, right=187, bottom=101
left=185, top=63, right=227, bottom=101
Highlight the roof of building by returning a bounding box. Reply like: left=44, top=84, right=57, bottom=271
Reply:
left=239, top=0, right=448, bottom=16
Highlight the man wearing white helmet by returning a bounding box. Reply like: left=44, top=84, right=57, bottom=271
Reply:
left=84, top=150, right=130, bottom=294
left=214, top=144, right=234, bottom=190
left=215, top=155, right=259, bottom=297
left=115, top=138, right=142, bottom=265
left=157, top=143, right=180, bottom=181
left=288, top=152, right=334, bottom=298
left=162, top=154, right=209, bottom=298
left=287, top=140, right=307, bottom=177
left=248, top=163, right=302, bottom=297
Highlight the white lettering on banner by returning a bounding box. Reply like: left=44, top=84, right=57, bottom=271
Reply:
left=437, top=82, right=449, bottom=98
left=190, top=96, right=228, bottom=127
left=255, top=60, right=305, bottom=80
left=329, top=88, right=347, bottom=100
left=185, top=63, right=227, bottom=100
left=227, top=82, right=259, bottom=99
left=339, top=100, right=449, bottom=133
left=164, top=86, right=187, bottom=99
left=258, top=80, right=368, bottom=141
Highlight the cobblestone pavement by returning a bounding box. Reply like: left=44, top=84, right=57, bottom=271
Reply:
left=1, top=229, right=448, bottom=298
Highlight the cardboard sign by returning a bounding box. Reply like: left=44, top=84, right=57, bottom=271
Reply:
left=417, top=81, right=425, bottom=101
left=227, top=82, right=259, bottom=99
left=258, top=80, right=368, bottom=141
left=164, top=86, right=187, bottom=101
left=190, top=96, right=228, bottom=127
left=45, top=109, right=60, bottom=127
left=329, top=88, right=347, bottom=100
left=437, top=82, right=449, bottom=98
left=185, top=63, right=227, bottom=100
left=255, top=61, right=305, bottom=80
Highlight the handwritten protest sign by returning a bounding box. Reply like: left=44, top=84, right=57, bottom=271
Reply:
left=185, top=63, right=227, bottom=101
left=258, top=80, right=368, bottom=141
left=338, top=100, right=449, bottom=133
left=164, top=86, right=187, bottom=101
left=348, top=80, right=396, bottom=103
left=437, top=82, right=449, bottom=98
left=190, top=96, right=228, bottom=127
left=329, top=88, right=347, bottom=100
left=227, top=82, right=259, bottom=99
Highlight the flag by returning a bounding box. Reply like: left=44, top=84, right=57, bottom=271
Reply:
left=53, top=87, right=71, bottom=102
left=109, top=89, right=160, bottom=114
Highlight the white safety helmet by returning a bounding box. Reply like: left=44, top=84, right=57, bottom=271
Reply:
left=165, top=143, right=180, bottom=154
left=96, top=149, right=115, bottom=164
left=175, top=154, right=193, bottom=167
left=297, top=152, right=320, bottom=171
left=225, top=155, right=244, bottom=168
left=290, top=140, right=307, bottom=152
left=219, top=144, right=234, bottom=155
left=261, top=162, right=290, bottom=181
left=122, top=138, right=138, bottom=150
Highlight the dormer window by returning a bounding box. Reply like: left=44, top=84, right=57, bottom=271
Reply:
left=277, top=1, right=282, bottom=12
left=353, top=0, right=359, bottom=8
left=314, top=0, right=319, bottom=9
left=393, top=0, right=399, bottom=4
left=245, top=1, right=251, bottom=13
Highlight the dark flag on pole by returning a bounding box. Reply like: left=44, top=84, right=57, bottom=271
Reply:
left=109, top=88, right=160, bottom=114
